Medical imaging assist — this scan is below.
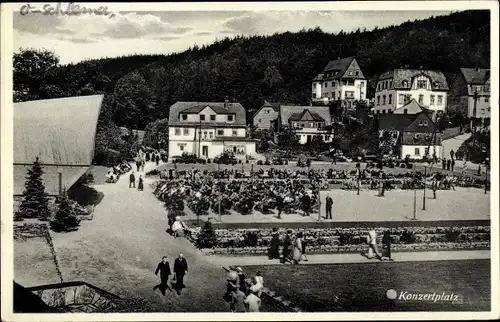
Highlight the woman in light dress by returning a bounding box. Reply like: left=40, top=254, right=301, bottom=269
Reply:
left=292, top=232, right=303, bottom=265
left=171, top=216, right=186, bottom=238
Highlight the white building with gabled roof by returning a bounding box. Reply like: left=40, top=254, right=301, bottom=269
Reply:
left=168, top=100, right=257, bottom=160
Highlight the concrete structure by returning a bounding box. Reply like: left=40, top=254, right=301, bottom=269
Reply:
left=311, top=57, right=367, bottom=108
left=378, top=101, right=442, bottom=159
left=373, top=69, right=449, bottom=116
left=252, top=101, right=280, bottom=130
left=14, top=95, right=103, bottom=196
left=448, top=68, right=490, bottom=121
left=168, top=101, right=257, bottom=160
left=278, top=105, right=333, bottom=145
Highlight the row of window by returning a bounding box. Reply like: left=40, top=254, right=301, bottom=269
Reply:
left=291, top=121, right=325, bottom=129
left=471, top=85, right=491, bottom=93
left=324, top=80, right=364, bottom=88
left=376, top=93, right=444, bottom=106
left=181, top=114, right=234, bottom=122
left=324, top=70, right=361, bottom=78
left=174, top=128, right=239, bottom=136
left=316, top=90, right=357, bottom=100
left=377, top=79, right=431, bottom=91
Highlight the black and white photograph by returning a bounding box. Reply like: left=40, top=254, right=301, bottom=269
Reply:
left=1, top=1, right=498, bottom=319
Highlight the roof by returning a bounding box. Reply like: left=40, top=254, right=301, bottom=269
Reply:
left=323, top=57, right=355, bottom=74
left=312, top=74, right=324, bottom=81
left=14, top=95, right=103, bottom=165
left=460, top=68, right=490, bottom=85
left=288, top=109, right=326, bottom=122
left=378, top=69, right=449, bottom=91
left=378, top=114, right=417, bottom=131
left=393, top=99, right=429, bottom=114
left=168, top=102, right=246, bottom=126
left=280, top=105, right=331, bottom=125
left=252, top=101, right=281, bottom=119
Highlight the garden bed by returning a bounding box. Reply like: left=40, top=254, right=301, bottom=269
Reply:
left=186, top=226, right=490, bottom=255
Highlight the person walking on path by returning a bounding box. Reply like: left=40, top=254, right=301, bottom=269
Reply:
left=281, top=230, right=292, bottom=263
left=173, top=253, right=188, bottom=294
left=129, top=171, right=136, bottom=188
left=378, top=171, right=385, bottom=197
left=244, top=288, right=262, bottom=312
left=275, top=193, right=284, bottom=219
left=251, top=271, right=264, bottom=297
left=267, top=227, right=280, bottom=260
left=365, top=228, right=382, bottom=260
left=432, top=177, right=438, bottom=199
left=224, top=269, right=238, bottom=303
left=447, top=159, right=451, bottom=171
left=138, top=175, right=144, bottom=191
left=236, top=267, right=247, bottom=294
left=381, top=230, right=394, bottom=261
left=136, top=159, right=140, bottom=172
left=301, top=193, right=311, bottom=216
left=301, top=232, right=309, bottom=262
left=156, top=153, right=160, bottom=166
left=325, top=195, right=333, bottom=219
left=292, top=232, right=303, bottom=265
left=451, top=158, right=455, bottom=172
left=442, top=158, right=446, bottom=170
left=154, top=256, right=171, bottom=294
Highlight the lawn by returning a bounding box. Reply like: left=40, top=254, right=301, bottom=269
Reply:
left=244, top=259, right=490, bottom=312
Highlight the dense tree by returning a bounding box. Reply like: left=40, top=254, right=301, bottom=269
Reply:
left=113, top=71, right=156, bottom=129
left=142, top=118, right=169, bottom=149
left=13, top=48, right=60, bottom=102
left=13, top=10, right=489, bottom=134
left=277, top=127, right=299, bottom=147
left=18, top=157, right=50, bottom=220
left=50, top=193, right=81, bottom=232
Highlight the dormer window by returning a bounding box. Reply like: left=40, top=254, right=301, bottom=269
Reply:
left=355, top=71, right=359, bottom=76
left=227, top=115, right=234, bottom=122
left=402, top=80, right=409, bottom=87
left=182, top=114, right=187, bottom=120
left=417, top=80, right=427, bottom=89
left=349, top=71, right=353, bottom=76
left=433, top=81, right=440, bottom=88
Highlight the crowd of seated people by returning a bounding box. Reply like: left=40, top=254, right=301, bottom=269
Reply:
left=105, top=161, right=132, bottom=183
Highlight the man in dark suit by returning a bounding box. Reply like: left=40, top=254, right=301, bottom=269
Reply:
left=155, top=256, right=171, bottom=290
left=173, top=253, right=188, bottom=293
left=325, top=196, right=333, bottom=219
left=129, top=171, right=136, bottom=188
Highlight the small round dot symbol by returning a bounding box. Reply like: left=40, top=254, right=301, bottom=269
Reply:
left=386, top=289, right=397, bottom=300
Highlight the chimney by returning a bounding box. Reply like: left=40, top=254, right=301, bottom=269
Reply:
left=224, top=96, right=229, bottom=109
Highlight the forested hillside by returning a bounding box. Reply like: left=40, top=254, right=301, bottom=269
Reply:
left=13, top=10, right=490, bottom=163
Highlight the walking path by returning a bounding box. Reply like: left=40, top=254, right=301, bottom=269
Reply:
left=210, top=250, right=490, bottom=267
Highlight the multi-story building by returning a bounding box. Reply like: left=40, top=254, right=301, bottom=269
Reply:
left=278, top=105, right=333, bottom=145
left=168, top=101, right=257, bottom=160
left=311, top=57, right=367, bottom=108
left=252, top=100, right=280, bottom=130
left=373, top=69, right=449, bottom=116
left=378, top=104, right=442, bottom=159
left=448, top=68, right=490, bottom=121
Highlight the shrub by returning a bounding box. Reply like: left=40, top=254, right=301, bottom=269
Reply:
left=444, top=229, right=462, bottom=242
left=238, top=159, right=242, bottom=164
left=14, top=211, right=24, bottom=222
left=18, top=157, right=50, bottom=220
left=306, top=159, right=312, bottom=167
left=207, top=158, right=211, bottom=164
left=50, top=194, right=81, bottom=232
left=264, top=159, right=271, bottom=165
left=243, top=231, right=260, bottom=247
left=146, top=169, right=161, bottom=176
left=77, top=171, right=95, bottom=185
left=195, top=221, right=217, bottom=249
left=257, top=160, right=263, bottom=165
left=400, top=230, right=416, bottom=243
left=245, top=160, right=249, bottom=164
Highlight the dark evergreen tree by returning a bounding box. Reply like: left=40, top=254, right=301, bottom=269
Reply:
left=50, top=193, right=81, bottom=232
left=195, top=221, right=217, bottom=249
left=19, top=157, right=50, bottom=220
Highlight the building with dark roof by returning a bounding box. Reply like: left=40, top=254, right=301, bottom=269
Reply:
left=14, top=95, right=103, bottom=196
left=448, top=67, right=490, bottom=122
left=168, top=100, right=257, bottom=160
left=252, top=100, right=281, bottom=130
left=278, top=105, right=333, bottom=145
left=373, top=69, right=449, bottom=116
left=311, top=57, right=368, bottom=106
left=378, top=107, right=442, bottom=159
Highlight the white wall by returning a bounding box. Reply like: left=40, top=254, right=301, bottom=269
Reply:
left=374, top=75, right=447, bottom=113
left=178, top=106, right=236, bottom=123
left=296, top=129, right=333, bottom=145
left=401, top=145, right=441, bottom=159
